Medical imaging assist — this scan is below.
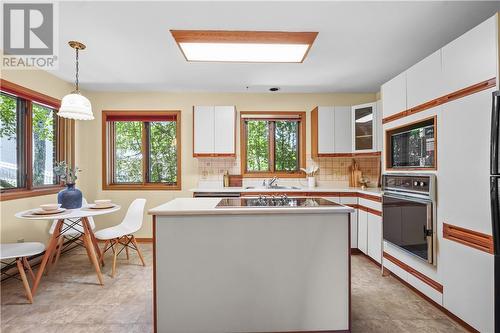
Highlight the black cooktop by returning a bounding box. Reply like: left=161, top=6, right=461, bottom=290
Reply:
left=216, top=197, right=342, bottom=208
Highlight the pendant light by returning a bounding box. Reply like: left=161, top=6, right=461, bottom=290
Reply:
left=58, top=41, right=94, bottom=120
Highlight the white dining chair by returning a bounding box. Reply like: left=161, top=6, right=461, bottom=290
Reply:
left=0, top=242, right=45, bottom=303
left=94, top=198, right=146, bottom=277
left=47, top=198, right=95, bottom=270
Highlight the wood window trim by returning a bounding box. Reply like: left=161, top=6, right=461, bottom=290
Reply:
left=102, top=110, right=182, bottom=191
left=240, top=111, right=306, bottom=178
left=0, top=80, right=74, bottom=202
left=385, top=115, right=437, bottom=171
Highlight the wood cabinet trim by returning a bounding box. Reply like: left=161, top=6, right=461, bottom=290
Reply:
left=358, top=193, right=382, bottom=203
left=311, top=107, right=319, bottom=158
left=383, top=252, right=443, bottom=293
left=382, top=77, right=496, bottom=124
left=443, top=223, right=494, bottom=254
left=314, top=152, right=381, bottom=158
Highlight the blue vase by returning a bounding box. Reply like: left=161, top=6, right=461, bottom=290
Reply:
left=58, top=183, right=83, bottom=209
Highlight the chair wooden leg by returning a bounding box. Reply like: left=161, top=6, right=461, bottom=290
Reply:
left=100, top=240, right=109, bottom=266
left=22, top=257, right=35, bottom=282
left=125, top=237, right=130, bottom=260
left=131, top=236, right=146, bottom=266
left=112, top=239, right=118, bottom=278
left=16, top=259, right=33, bottom=303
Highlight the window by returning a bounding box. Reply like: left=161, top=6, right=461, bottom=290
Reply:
left=385, top=116, right=436, bottom=170
left=240, top=111, right=306, bottom=177
left=0, top=80, right=74, bottom=201
left=102, top=111, right=181, bottom=190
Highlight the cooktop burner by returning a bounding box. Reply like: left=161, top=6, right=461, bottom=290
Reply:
left=216, top=196, right=342, bottom=208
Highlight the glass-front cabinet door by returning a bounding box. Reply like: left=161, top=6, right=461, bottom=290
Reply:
left=352, top=102, right=376, bottom=152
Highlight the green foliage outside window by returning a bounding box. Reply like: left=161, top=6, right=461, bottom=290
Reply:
left=148, top=121, right=177, bottom=183
left=113, top=120, right=178, bottom=184
left=114, top=121, right=143, bottom=183
left=245, top=119, right=299, bottom=173
left=246, top=120, right=269, bottom=172
left=275, top=121, right=298, bottom=171
left=1, top=93, right=57, bottom=189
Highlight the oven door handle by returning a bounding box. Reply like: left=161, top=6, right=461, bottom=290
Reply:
left=382, top=193, right=433, bottom=205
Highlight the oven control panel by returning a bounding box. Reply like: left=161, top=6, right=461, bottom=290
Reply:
left=382, top=174, right=433, bottom=195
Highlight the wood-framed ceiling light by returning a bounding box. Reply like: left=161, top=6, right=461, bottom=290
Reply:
left=170, top=30, right=318, bottom=63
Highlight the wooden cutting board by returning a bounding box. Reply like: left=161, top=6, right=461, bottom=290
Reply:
left=228, top=175, right=243, bottom=187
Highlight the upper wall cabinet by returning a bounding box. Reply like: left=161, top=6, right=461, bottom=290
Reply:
left=193, top=106, right=236, bottom=157
left=381, top=72, right=406, bottom=119
left=352, top=102, right=377, bottom=152
left=442, top=15, right=497, bottom=95
left=311, top=106, right=352, bottom=157
left=407, top=50, right=443, bottom=109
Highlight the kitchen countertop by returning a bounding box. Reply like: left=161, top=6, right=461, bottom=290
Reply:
left=149, top=197, right=355, bottom=216
left=189, top=186, right=383, bottom=197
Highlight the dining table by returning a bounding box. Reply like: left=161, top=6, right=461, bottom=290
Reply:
left=15, top=204, right=121, bottom=296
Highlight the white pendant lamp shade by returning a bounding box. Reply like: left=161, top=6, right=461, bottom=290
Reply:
left=58, top=93, right=94, bottom=120
left=58, top=40, right=93, bottom=120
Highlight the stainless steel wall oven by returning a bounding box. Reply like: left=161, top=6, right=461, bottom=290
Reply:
left=382, top=174, right=436, bottom=264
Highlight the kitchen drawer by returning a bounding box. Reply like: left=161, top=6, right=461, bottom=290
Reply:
left=359, top=197, right=382, bottom=212
left=340, top=196, right=357, bottom=205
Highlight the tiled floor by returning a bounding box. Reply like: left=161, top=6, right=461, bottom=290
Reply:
left=1, top=245, right=466, bottom=333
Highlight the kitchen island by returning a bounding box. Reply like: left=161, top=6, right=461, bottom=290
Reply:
left=149, top=197, right=354, bottom=333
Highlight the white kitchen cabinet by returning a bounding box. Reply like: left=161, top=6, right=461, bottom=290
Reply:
left=439, top=89, right=493, bottom=234
left=334, top=106, right=352, bottom=153
left=442, top=239, right=494, bottom=333
left=381, top=72, right=406, bottom=118
left=312, top=106, right=352, bottom=156
left=367, top=212, right=382, bottom=263
left=193, top=106, right=236, bottom=156
left=352, top=102, right=377, bottom=152
left=407, top=50, right=443, bottom=109
left=357, top=209, right=368, bottom=254
left=442, top=15, right=497, bottom=95
left=350, top=209, right=358, bottom=249
left=317, top=106, right=335, bottom=153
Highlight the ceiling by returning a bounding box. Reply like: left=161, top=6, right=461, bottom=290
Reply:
left=54, top=1, right=500, bottom=93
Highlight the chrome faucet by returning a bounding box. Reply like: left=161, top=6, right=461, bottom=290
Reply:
left=263, top=177, right=279, bottom=188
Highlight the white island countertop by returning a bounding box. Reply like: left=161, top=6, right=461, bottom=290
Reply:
left=149, top=197, right=355, bottom=216
left=190, top=186, right=382, bottom=197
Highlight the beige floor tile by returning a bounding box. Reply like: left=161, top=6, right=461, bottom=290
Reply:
left=1, top=244, right=466, bottom=332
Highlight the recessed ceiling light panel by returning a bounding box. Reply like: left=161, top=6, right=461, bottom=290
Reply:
left=171, top=30, right=318, bottom=63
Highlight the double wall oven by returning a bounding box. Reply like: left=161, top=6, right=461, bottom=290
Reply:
left=382, top=174, right=436, bottom=265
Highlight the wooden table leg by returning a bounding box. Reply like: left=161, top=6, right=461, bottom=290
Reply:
left=31, top=219, right=63, bottom=296
left=86, top=218, right=102, bottom=266
left=82, top=218, right=104, bottom=285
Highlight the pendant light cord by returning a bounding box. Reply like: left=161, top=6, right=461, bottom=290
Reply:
left=75, top=48, right=79, bottom=92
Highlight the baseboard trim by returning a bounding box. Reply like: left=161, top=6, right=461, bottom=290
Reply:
left=135, top=237, right=153, bottom=243
left=383, top=267, right=479, bottom=333
left=350, top=248, right=363, bottom=255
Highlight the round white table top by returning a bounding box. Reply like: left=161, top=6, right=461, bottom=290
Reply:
left=15, top=205, right=121, bottom=220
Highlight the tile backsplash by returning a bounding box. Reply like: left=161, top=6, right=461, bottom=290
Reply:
left=196, top=155, right=381, bottom=188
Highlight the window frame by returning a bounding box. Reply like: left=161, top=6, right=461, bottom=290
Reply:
left=240, top=111, right=306, bottom=178
left=102, top=110, right=182, bottom=190
left=0, top=79, right=74, bottom=201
